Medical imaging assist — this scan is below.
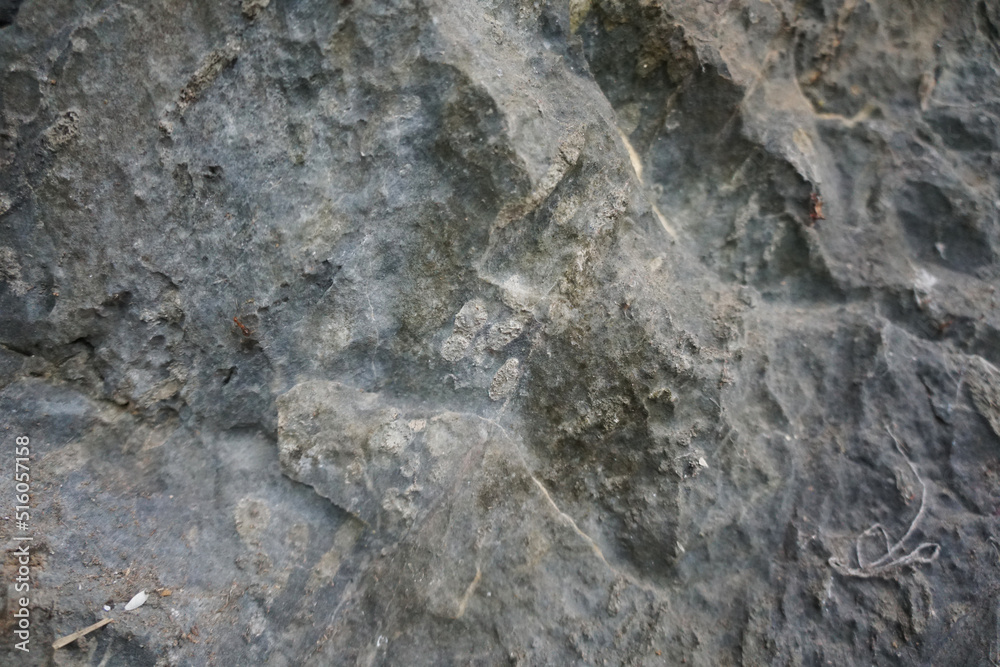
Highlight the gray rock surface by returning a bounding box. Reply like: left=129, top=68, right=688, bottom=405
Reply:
left=1, top=0, right=999, bottom=664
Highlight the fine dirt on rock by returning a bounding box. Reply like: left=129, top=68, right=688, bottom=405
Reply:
left=1, top=1, right=999, bottom=665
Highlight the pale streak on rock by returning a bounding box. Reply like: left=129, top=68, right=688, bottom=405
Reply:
left=452, top=566, right=482, bottom=619
left=528, top=475, right=615, bottom=573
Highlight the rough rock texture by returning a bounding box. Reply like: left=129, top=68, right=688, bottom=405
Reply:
left=1, top=0, right=999, bottom=664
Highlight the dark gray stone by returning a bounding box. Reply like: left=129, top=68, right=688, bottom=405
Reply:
left=1, top=0, right=999, bottom=664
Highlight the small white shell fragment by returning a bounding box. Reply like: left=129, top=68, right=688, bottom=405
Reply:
left=124, top=590, right=148, bottom=611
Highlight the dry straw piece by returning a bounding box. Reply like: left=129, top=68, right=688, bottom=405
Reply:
left=52, top=618, right=113, bottom=650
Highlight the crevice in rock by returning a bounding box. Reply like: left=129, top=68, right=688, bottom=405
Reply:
left=0, top=0, right=24, bottom=28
